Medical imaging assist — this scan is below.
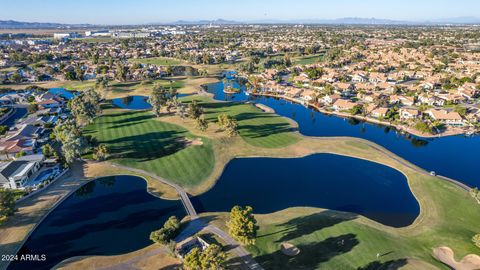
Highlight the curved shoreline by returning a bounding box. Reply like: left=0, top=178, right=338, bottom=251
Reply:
left=5, top=174, right=181, bottom=270
left=251, top=92, right=468, bottom=139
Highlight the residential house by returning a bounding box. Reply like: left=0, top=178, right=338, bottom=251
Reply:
left=332, top=99, right=358, bottom=111
left=0, top=154, right=44, bottom=189
left=426, top=109, right=464, bottom=126
left=399, top=108, right=421, bottom=120
left=370, top=107, right=389, bottom=118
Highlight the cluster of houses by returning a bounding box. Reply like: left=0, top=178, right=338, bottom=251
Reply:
left=0, top=90, right=68, bottom=189
left=250, top=40, right=480, bottom=134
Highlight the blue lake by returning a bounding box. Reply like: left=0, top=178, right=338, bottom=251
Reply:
left=111, top=94, right=191, bottom=110
left=192, top=154, right=419, bottom=228
left=206, top=80, right=480, bottom=188
left=8, top=175, right=185, bottom=270
left=111, top=96, right=152, bottom=110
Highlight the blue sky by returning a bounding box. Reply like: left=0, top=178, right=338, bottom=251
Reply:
left=1, top=0, right=479, bottom=24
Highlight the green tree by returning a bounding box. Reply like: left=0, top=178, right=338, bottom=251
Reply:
left=41, top=144, right=55, bottom=158
left=226, top=205, right=258, bottom=245
left=115, top=62, right=127, bottom=82
left=200, top=244, right=227, bottom=270
left=15, top=151, right=26, bottom=158
left=69, top=89, right=101, bottom=125
left=95, top=76, right=109, bottom=98
left=350, top=105, right=363, bottom=115
left=10, top=72, right=22, bottom=83
left=188, top=100, right=204, bottom=120
left=150, top=216, right=180, bottom=245
left=183, top=244, right=226, bottom=270
left=0, top=188, right=15, bottom=224
left=149, top=85, right=173, bottom=117
left=196, top=115, right=209, bottom=131
left=183, top=247, right=202, bottom=270
left=218, top=114, right=238, bottom=137
left=93, top=144, right=109, bottom=161
left=0, top=125, right=8, bottom=135
left=61, top=132, right=86, bottom=164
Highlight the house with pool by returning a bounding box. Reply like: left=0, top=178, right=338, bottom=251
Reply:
left=0, top=154, right=44, bottom=189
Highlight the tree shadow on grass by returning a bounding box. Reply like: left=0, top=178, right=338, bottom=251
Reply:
left=257, top=210, right=357, bottom=243
left=357, top=259, right=408, bottom=270
left=254, top=233, right=359, bottom=269
left=104, top=131, right=189, bottom=161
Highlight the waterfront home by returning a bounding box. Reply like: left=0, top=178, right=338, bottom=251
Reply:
left=370, top=107, right=389, bottom=118
left=399, top=108, right=421, bottom=120
left=284, top=87, right=303, bottom=98
left=300, top=89, right=317, bottom=102
left=426, top=109, right=464, bottom=126
left=0, top=154, right=44, bottom=189
left=320, top=94, right=340, bottom=105
left=332, top=99, right=358, bottom=111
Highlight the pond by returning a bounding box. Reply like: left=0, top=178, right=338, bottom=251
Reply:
left=111, top=94, right=191, bottom=110
left=111, top=95, right=152, bottom=110
left=8, top=175, right=185, bottom=270
left=206, top=79, right=480, bottom=188
left=192, top=154, right=419, bottom=228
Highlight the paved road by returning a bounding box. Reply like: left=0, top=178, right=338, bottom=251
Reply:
left=206, top=225, right=264, bottom=270
left=108, top=163, right=263, bottom=269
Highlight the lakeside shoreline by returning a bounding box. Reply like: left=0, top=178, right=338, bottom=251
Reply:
left=250, top=92, right=468, bottom=139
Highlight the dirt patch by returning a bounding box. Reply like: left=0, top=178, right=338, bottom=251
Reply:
left=280, top=242, right=300, bottom=256
left=433, top=246, right=480, bottom=270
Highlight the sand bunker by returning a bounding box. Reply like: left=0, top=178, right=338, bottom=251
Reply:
left=281, top=242, right=300, bottom=256
left=433, top=246, right=480, bottom=270
left=176, top=137, right=203, bottom=147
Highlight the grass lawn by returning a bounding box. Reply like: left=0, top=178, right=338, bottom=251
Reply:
left=52, top=79, right=185, bottom=99
left=129, top=57, right=186, bottom=66
left=293, top=54, right=325, bottom=65
left=84, top=108, right=214, bottom=187
left=182, top=96, right=299, bottom=148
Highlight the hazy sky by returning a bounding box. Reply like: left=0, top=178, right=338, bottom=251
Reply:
left=1, top=0, right=479, bottom=24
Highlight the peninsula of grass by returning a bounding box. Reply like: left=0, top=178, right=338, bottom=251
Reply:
left=128, top=56, right=186, bottom=66
left=181, top=96, right=299, bottom=148
left=83, top=108, right=214, bottom=187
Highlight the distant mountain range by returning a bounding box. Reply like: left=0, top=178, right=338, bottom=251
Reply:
left=0, top=20, right=92, bottom=29
left=2, top=17, right=480, bottom=29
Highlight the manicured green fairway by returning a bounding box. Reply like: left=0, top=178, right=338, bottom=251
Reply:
left=182, top=96, right=300, bottom=148
left=84, top=109, right=214, bottom=187
left=129, top=57, right=185, bottom=66
left=245, top=174, right=480, bottom=269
